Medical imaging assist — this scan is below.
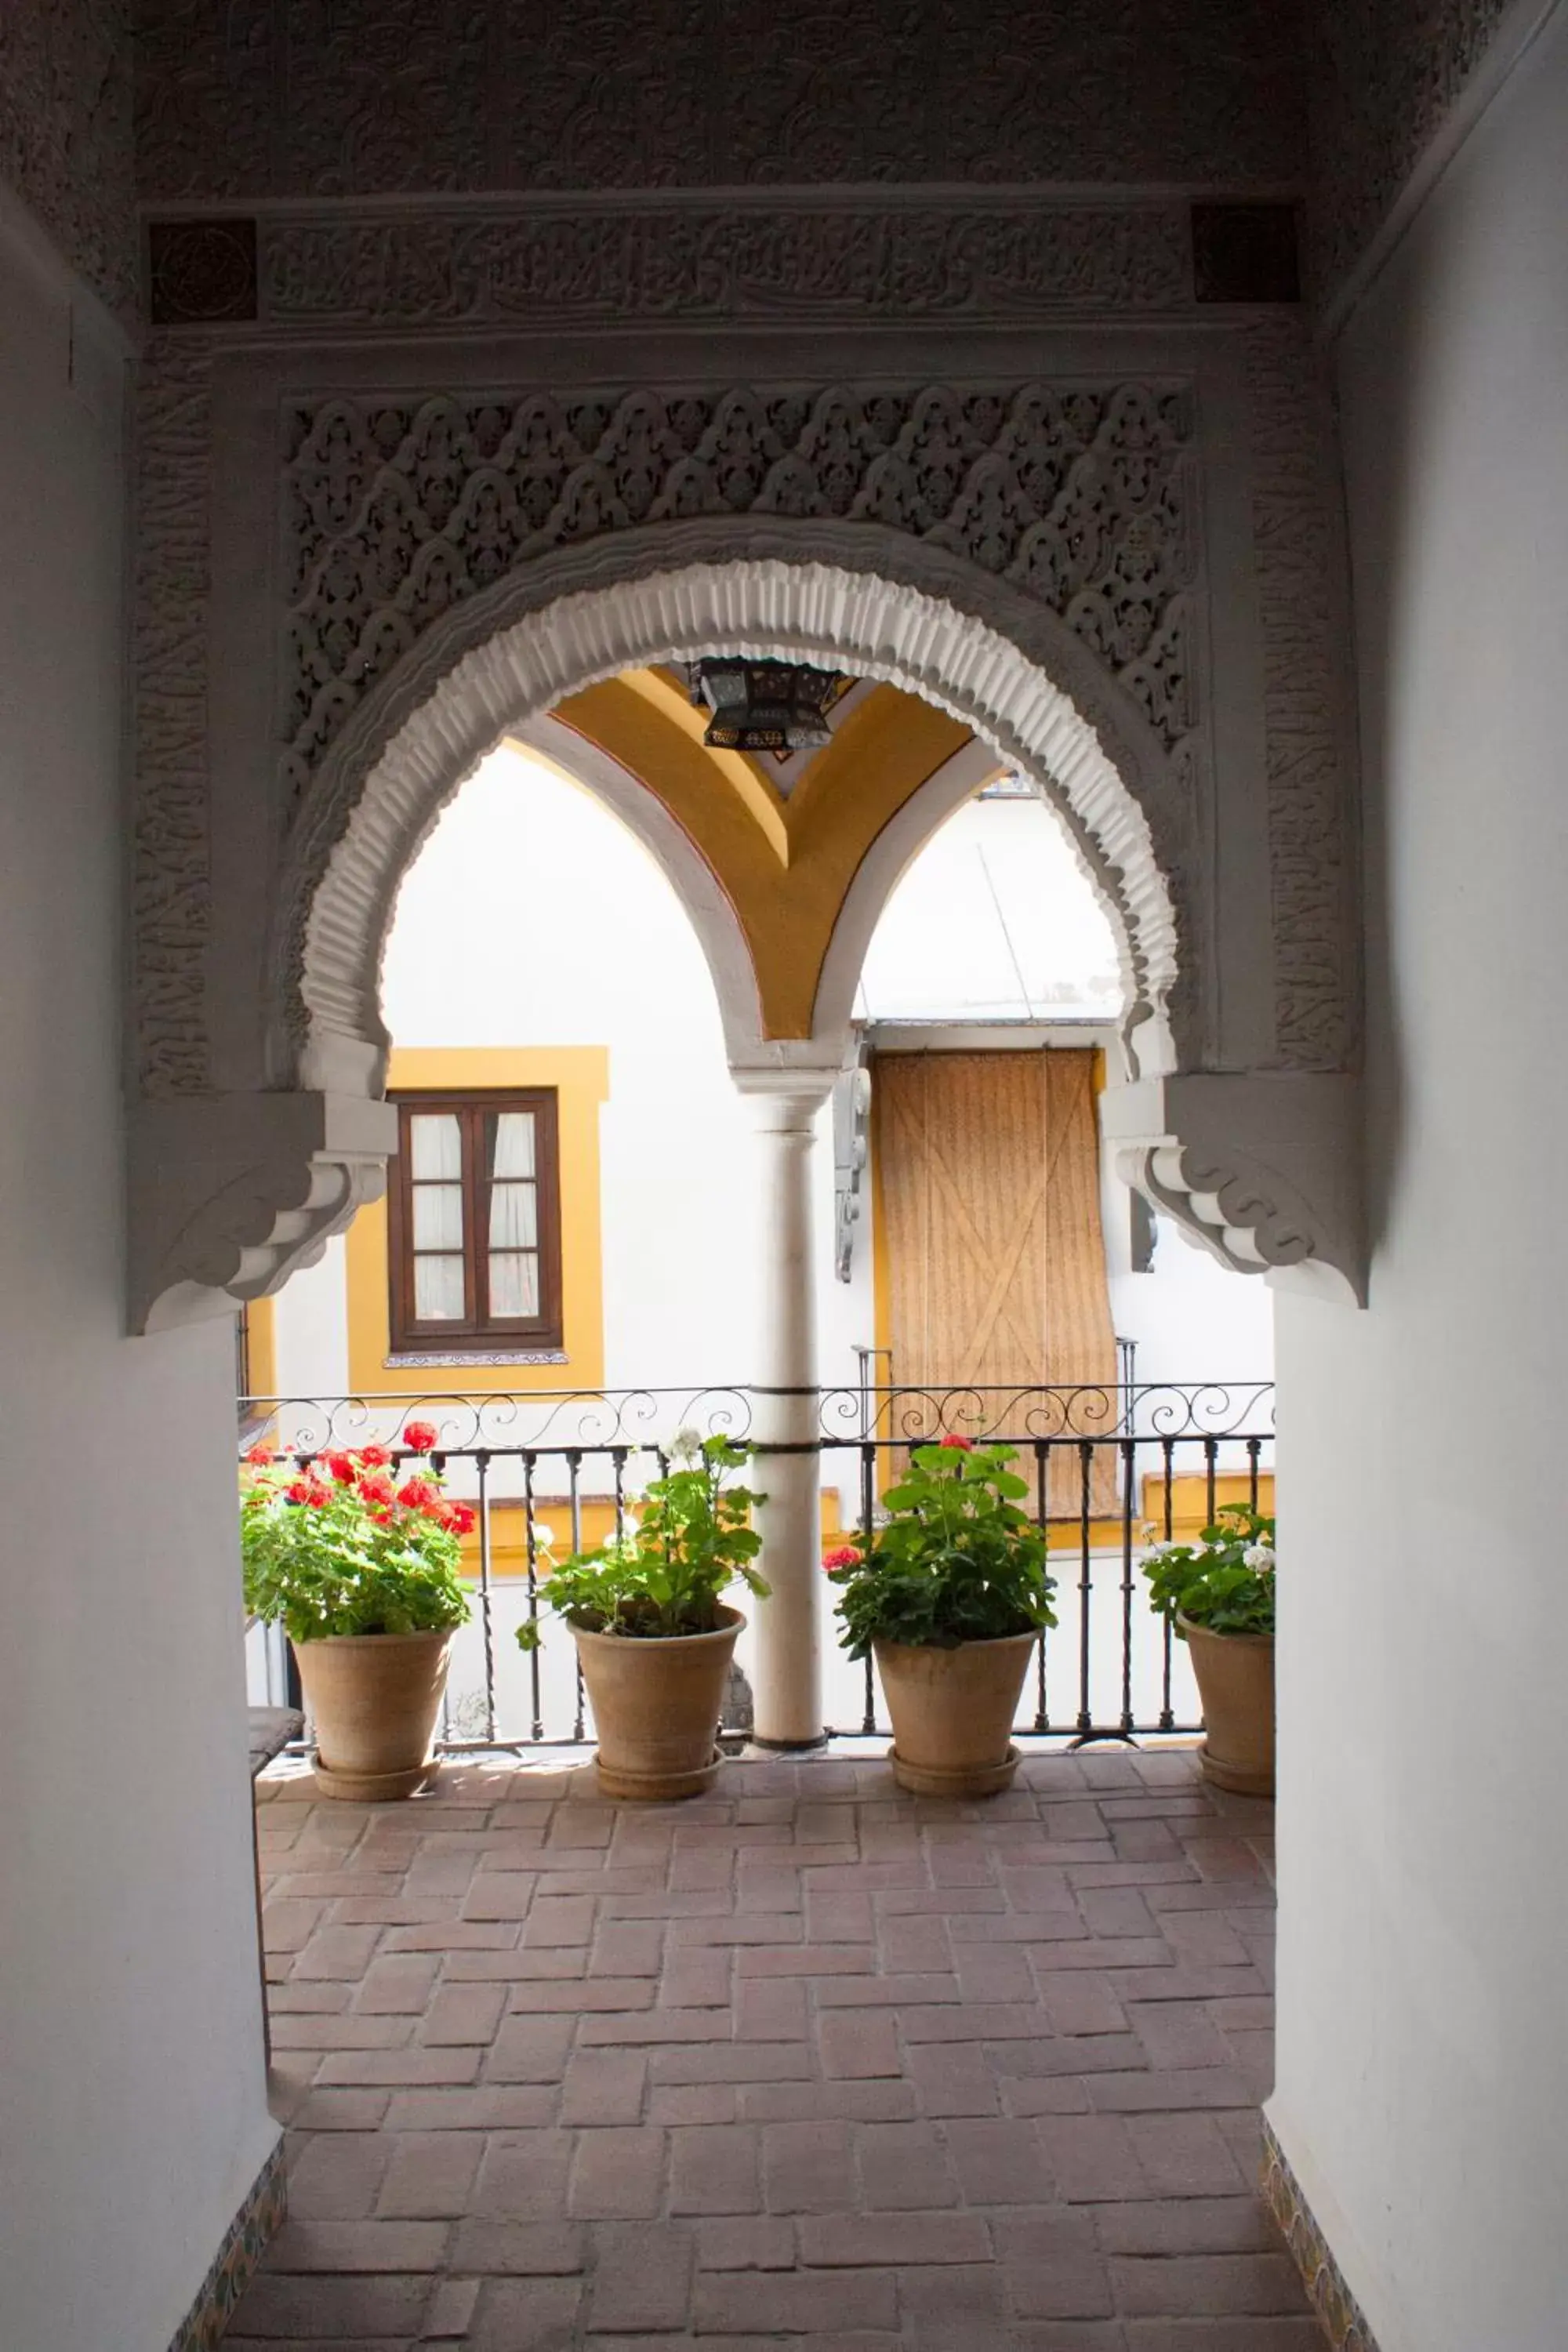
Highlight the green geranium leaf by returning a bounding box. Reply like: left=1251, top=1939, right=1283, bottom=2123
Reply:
left=828, top=1440, right=1056, bottom=1658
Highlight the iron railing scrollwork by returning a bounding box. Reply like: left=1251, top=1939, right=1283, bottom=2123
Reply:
left=239, top=1383, right=1273, bottom=1755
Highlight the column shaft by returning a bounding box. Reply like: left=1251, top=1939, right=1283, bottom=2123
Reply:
left=745, top=1085, right=829, bottom=1747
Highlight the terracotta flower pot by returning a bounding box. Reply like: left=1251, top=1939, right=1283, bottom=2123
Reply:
left=1178, top=1615, right=1275, bottom=1796
left=874, top=1629, right=1038, bottom=1798
left=573, top=1607, right=743, bottom=1801
left=292, top=1628, right=454, bottom=1802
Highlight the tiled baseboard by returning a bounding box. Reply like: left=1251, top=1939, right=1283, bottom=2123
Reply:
left=1261, top=2116, right=1382, bottom=2352
left=167, top=2137, right=286, bottom=2352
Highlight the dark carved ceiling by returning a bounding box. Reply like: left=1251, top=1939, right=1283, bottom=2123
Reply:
left=1308, top=0, right=1512, bottom=292
left=133, top=0, right=1308, bottom=200
left=0, top=0, right=136, bottom=312
left=0, top=1, right=1527, bottom=321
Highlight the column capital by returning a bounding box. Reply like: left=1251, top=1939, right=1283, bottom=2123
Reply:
left=729, top=1059, right=841, bottom=1117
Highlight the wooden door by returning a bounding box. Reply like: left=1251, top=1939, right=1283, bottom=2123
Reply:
left=873, top=1049, right=1116, bottom=1510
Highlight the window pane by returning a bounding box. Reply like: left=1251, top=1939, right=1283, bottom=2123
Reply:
left=414, top=1253, right=465, bottom=1320
left=488, top=1110, right=535, bottom=1180
left=489, top=1250, right=539, bottom=1318
left=412, top=1182, right=463, bottom=1250
left=488, top=1179, right=537, bottom=1250
left=408, top=1112, right=462, bottom=1179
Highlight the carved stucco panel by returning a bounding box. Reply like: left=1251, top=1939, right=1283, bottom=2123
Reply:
left=1244, top=317, right=1357, bottom=1073
left=278, top=377, right=1203, bottom=814
left=133, top=336, right=215, bottom=1094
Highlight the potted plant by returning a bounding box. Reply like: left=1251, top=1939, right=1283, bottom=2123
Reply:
left=517, top=1434, right=768, bottom=1800
left=241, top=1420, right=473, bottom=1801
left=1142, top=1502, right=1276, bottom=1796
left=829, top=1435, right=1055, bottom=1798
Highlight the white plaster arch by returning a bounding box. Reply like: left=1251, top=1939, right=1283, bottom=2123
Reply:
left=488, top=715, right=767, bottom=1068
left=278, top=543, right=1184, bottom=1101
left=807, top=733, right=1149, bottom=1062
left=129, top=535, right=1367, bottom=1331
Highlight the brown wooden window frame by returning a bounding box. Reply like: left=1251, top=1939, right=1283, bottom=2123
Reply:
left=387, top=1090, right=564, bottom=1354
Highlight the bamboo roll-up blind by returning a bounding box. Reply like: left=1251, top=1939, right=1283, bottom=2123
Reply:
left=873, top=1049, right=1118, bottom=1512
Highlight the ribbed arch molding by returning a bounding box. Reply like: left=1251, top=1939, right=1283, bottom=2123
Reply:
left=287, top=554, right=1181, bottom=1095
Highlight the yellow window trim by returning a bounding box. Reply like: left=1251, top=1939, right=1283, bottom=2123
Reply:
left=244, top=1295, right=278, bottom=1399
left=346, top=1046, right=609, bottom=1398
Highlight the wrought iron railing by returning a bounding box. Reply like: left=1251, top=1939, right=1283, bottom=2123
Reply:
left=239, top=1383, right=1273, bottom=1753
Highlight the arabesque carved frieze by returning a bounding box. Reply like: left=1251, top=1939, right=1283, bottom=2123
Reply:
left=256, top=201, right=1192, bottom=328
left=282, top=379, right=1201, bottom=800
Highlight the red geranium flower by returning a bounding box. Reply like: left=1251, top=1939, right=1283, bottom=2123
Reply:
left=357, top=1443, right=392, bottom=1469
left=325, top=1450, right=358, bottom=1485
left=397, top=1475, right=441, bottom=1512
left=244, top=1443, right=273, bottom=1468
left=357, top=1471, right=396, bottom=1508
left=402, top=1419, right=439, bottom=1456
left=443, top=1502, right=477, bottom=1537
left=822, top=1545, right=862, bottom=1571
left=285, top=1477, right=329, bottom=1508
left=940, top=1432, right=975, bottom=1451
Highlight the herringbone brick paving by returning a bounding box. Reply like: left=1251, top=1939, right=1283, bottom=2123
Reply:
left=234, top=1748, right=1316, bottom=2349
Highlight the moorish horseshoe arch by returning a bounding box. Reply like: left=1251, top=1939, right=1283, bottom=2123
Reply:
left=281, top=539, right=1182, bottom=1099
left=130, top=528, right=1364, bottom=1331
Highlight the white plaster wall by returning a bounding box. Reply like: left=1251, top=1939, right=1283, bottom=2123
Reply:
left=382, top=748, right=771, bottom=1388
left=1104, top=1188, right=1276, bottom=1399
left=0, top=217, right=278, bottom=2347
left=270, top=1233, right=350, bottom=1398
left=855, top=794, right=1122, bottom=1021
left=1271, top=23, right=1568, bottom=2349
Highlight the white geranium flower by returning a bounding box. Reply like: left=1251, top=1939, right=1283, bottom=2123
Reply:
left=670, top=1426, right=703, bottom=1463
left=1243, top=1543, right=1275, bottom=1569
left=533, top=1523, right=557, bottom=1550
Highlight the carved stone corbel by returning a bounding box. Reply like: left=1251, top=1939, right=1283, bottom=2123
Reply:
left=1102, top=1072, right=1365, bottom=1305
left=129, top=1091, right=398, bottom=1334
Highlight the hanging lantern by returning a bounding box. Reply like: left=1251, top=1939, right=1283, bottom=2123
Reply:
left=688, top=658, right=848, bottom=753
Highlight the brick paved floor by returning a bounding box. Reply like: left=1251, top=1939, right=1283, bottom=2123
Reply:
left=233, top=1748, right=1318, bottom=2350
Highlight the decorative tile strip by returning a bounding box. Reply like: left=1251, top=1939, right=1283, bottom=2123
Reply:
left=166, top=2136, right=286, bottom=2352
left=384, top=1348, right=569, bottom=1368
left=1261, top=2114, right=1383, bottom=2352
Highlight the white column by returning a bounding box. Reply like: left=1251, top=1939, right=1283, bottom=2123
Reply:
left=735, top=1072, right=835, bottom=1747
